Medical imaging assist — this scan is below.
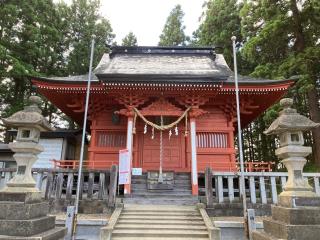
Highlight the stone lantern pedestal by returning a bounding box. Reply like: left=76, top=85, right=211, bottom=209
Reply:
left=253, top=98, right=320, bottom=240
left=0, top=96, right=66, bottom=239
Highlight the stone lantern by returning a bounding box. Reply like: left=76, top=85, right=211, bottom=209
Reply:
left=264, top=98, right=320, bottom=207
left=253, top=98, right=320, bottom=240
left=0, top=96, right=66, bottom=239
left=1, top=96, right=53, bottom=195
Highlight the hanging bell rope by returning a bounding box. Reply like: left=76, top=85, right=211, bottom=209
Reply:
left=133, top=107, right=191, bottom=131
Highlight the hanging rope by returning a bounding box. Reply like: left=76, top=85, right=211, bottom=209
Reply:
left=159, top=115, right=164, bottom=182
left=132, top=111, right=137, bottom=134
left=133, top=107, right=191, bottom=131
left=185, top=112, right=188, bottom=136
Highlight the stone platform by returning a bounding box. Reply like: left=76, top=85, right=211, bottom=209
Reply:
left=252, top=205, right=320, bottom=240
left=0, top=192, right=66, bottom=240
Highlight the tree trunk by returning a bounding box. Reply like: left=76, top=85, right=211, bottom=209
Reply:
left=290, top=0, right=305, bottom=52
left=290, top=0, right=320, bottom=166
left=307, top=89, right=320, bottom=166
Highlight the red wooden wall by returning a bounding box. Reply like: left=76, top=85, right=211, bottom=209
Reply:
left=88, top=107, right=237, bottom=172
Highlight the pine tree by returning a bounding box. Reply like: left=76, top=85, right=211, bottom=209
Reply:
left=158, top=4, right=188, bottom=46
left=122, top=32, right=138, bottom=46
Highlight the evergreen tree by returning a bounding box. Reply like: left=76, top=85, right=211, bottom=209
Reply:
left=0, top=0, right=115, bottom=133
left=0, top=0, right=68, bottom=119
left=122, top=32, right=138, bottom=46
left=66, top=0, right=115, bottom=75
left=194, top=0, right=243, bottom=67
left=241, top=0, right=320, bottom=166
left=159, top=4, right=188, bottom=46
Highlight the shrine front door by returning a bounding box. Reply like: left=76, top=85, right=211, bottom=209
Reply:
left=139, top=128, right=187, bottom=172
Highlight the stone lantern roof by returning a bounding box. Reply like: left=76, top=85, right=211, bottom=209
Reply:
left=264, top=98, right=320, bottom=135
left=2, top=96, right=54, bottom=131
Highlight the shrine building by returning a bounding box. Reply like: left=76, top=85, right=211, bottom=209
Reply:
left=32, top=46, right=294, bottom=195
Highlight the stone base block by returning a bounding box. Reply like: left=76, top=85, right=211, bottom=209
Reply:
left=0, top=227, right=67, bottom=240
left=279, top=195, right=320, bottom=208
left=0, top=192, right=41, bottom=203
left=253, top=218, right=320, bottom=240
left=0, top=202, right=49, bottom=220
left=0, top=216, right=55, bottom=236
left=78, top=199, right=105, bottom=214
left=271, top=205, right=320, bottom=225
left=252, top=230, right=276, bottom=240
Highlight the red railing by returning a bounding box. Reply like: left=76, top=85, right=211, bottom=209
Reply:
left=238, top=161, right=275, bottom=172
left=50, top=159, right=110, bottom=170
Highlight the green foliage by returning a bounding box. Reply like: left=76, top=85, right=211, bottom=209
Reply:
left=66, top=0, right=115, bottom=75
left=0, top=0, right=115, bottom=132
left=240, top=0, right=320, bottom=164
left=122, top=32, right=138, bottom=46
left=159, top=5, right=188, bottom=46
left=194, top=0, right=242, bottom=66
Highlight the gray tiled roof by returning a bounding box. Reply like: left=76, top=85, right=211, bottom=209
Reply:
left=95, top=53, right=232, bottom=76
left=32, top=46, right=295, bottom=85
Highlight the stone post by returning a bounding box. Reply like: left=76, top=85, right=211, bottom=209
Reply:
left=252, top=98, right=320, bottom=240
left=0, top=96, right=66, bottom=239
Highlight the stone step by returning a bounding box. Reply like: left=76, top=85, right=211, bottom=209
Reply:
left=123, top=208, right=197, bottom=213
left=128, top=193, right=195, bottom=198
left=174, top=180, right=191, bottom=184
left=112, top=237, right=208, bottom=240
left=123, top=204, right=197, bottom=211
left=121, top=211, right=200, bottom=216
left=174, top=175, right=191, bottom=180
left=131, top=190, right=192, bottom=195
left=131, top=179, right=147, bottom=184
left=131, top=184, right=191, bottom=189
left=120, top=215, right=203, bottom=220
left=118, top=219, right=205, bottom=225
left=115, top=224, right=207, bottom=230
left=112, top=229, right=209, bottom=238
left=123, top=199, right=199, bottom=205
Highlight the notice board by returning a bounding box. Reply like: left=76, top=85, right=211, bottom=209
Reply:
left=118, top=149, right=131, bottom=185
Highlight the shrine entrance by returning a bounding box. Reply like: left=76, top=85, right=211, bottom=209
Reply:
left=130, top=99, right=191, bottom=182
left=139, top=121, right=187, bottom=172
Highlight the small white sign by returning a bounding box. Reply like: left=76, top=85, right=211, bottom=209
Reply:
left=132, top=168, right=142, bottom=176
left=119, top=149, right=131, bottom=185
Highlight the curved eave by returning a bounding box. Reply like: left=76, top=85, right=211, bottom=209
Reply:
left=31, top=75, right=99, bottom=84
left=96, top=73, right=229, bottom=84
left=224, top=78, right=295, bottom=86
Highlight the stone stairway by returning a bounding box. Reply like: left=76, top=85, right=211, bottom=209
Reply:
left=111, top=204, right=210, bottom=240
left=123, top=173, right=198, bottom=205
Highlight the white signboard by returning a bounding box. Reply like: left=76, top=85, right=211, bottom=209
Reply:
left=34, top=138, right=63, bottom=168
left=119, top=149, right=131, bottom=185
left=132, top=168, right=142, bottom=176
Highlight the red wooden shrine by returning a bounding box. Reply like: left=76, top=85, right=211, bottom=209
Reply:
left=32, top=46, right=294, bottom=194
